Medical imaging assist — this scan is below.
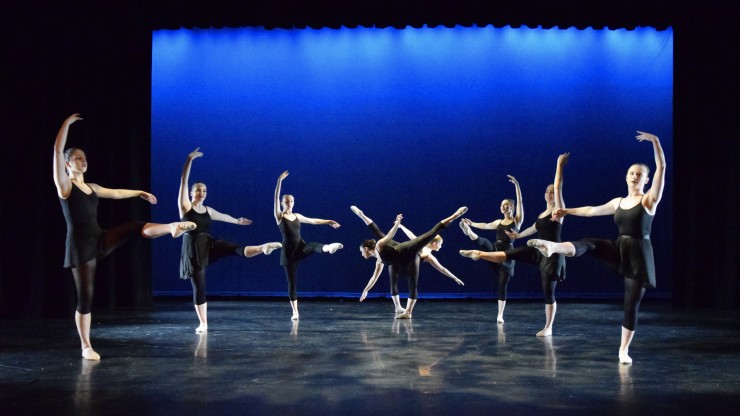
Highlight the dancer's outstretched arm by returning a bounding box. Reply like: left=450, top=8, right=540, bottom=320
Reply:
left=506, top=222, right=536, bottom=240
left=360, top=260, right=385, bottom=301
left=53, top=113, right=82, bottom=199
left=552, top=199, right=619, bottom=221
left=209, top=207, right=252, bottom=225
left=636, top=131, right=666, bottom=214
left=179, top=147, right=202, bottom=218
left=89, top=184, right=158, bottom=204
left=424, top=254, right=464, bottom=286
left=295, top=213, right=340, bottom=228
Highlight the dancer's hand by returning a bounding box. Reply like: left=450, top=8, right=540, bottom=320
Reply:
left=453, top=277, right=464, bottom=286
left=327, top=220, right=340, bottom=229
left=557, top=152, right=570, bottom=166
left=635, top=131, right=658, bottom=143
left=507, top=175, right=519, bottom=185
left=188, top=147, right=203, bottom=160
left=394, top=214, right=403, bottom=225
left=64, top=113, right=83, bottom=126
left=505, top=230, right=519, bottom=239
left=279, top=171, right=289, bottom=181
left=140, top=192, right=158, bottom=204
left=236, top=217, right=252, bottom=225
left=551, top=208, right=567, bottom=221
left=360, top=290, right=368, bottom=302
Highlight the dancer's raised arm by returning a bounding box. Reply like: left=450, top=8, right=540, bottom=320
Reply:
left=510, top=175, right=524, bottom=230
left=274, top=171, right=289, bottom=224
left=636, top=131, right=666, bottom=214
left=553, top=153, right=568, bottom=214
left=376, top=214, right=403, bottom=251
left=53, top=113, right=83, bottom=199
left=179, top=147, right=202, bottom=218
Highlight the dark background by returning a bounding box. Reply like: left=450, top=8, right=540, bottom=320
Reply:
left=3, top=0, right=737, bottom=318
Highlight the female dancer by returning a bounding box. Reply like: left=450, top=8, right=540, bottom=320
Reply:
left=54, top=113, right=195, bottom=361
left=357, top=206, right=468, bottom=318
left=461, top=155, right=568, bottom=336
left=179, top=148, right=282, bottom=333
left=459, top=175, right=523, bottom=323
left=274, top=171, right=343, bottom=320
left=527, top=132, right=665, bottom=364
left=351, top=206, right=465, bottom=316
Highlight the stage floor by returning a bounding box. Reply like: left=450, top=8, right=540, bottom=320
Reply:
left=1, top=299, right=738, bottom=415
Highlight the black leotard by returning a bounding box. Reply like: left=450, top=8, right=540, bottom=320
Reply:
left=60, top=185, right=104, bottom=268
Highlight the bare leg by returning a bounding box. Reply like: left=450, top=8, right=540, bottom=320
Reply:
left=76, top=312, right=100, bottom=361
left=391, top=295, right=405, bottom=314
left=194, top=302, right=208, bottom=333
left=497, top=300, right=506, bottom=323
left=527, top=239, right=576, bottom=257
left=290, top=300, right=299, bottom=320
left=141, top=221, right=197, bottom=238
left=619, top=326, right=635, bottom=364
left=350, top=206, right=373, bottom=225
left=536, top=302, right=557, bottom=337
left=243, top=242, right=282, bottom=257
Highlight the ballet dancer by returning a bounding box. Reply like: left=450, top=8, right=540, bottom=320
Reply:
left=54, top=113, right=195, bottom=360
left=179, top=148, right=282, bottom=333
left=527, top=132, right=665, bottom=364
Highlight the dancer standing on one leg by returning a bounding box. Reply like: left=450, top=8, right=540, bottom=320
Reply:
left=461, top=154, right=568, bottom=336
left=527, top=132, right=666, bottom=364
left=178, top=148, right=282, bottom=333
left=274, top=171, right=343, bottom=320
left=459, top=175, right=523, bottom=323
left=54, top=113, right=196, bottom=361
left=352, top=206, right=465, bottom=315
left=357, top=206, right=468, bottom=319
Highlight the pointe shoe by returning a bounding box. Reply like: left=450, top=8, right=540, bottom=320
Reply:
left=536, top=328, right=552, bottom=337
left=459, top=250, right=480, bottom=260
left=619, top=350, right=633, bottom=364
left=171, top=221, right=196, bottom=238
left=527, top=239, right=554, bottom=257
left=459, top=219, right=471, bottom=236
left=195, top=323, right=208, bottom=333
left=325, top=243, right=343, bottom=254
left=262, top=242, right=282, bottom=255
left=81, top=346, right=101, bottom=361
left=454, top=207, right=469, bottom=218
left=350, top=205, right=362, bottom=216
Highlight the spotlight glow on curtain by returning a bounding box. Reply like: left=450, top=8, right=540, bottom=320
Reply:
left=151, top=25, right=673, bottom=300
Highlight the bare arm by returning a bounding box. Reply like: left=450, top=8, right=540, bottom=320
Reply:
left=424, top=254, right=464, bottom=286
left=510, top=175, right=524, bottom=229
left=53, top=114, right=82, bottom=199
left=179, top=148, right=202, bottom=218
left=295, top=213, right=340, bottom=228
left=377, top=214, right=402, bottom=250
left=468, top=219, right=500, bottom=230
left=551, top=198, right=620, bottom=221
left=208, top=207, right=252, bottom=225
left=553, top=153, right=569, bottom=215
left=506, top=222, right=537, bottom=239
left=397, top=224, right=417, bottom=240
left=274, top=171, right=288, bottom=224
left=89, top=184, right=158, bottom=204
left=636, top=131, right=666, bottom=214
left=360, top=260, right=385, bottom=301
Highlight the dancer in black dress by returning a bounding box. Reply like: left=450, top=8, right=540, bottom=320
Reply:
left=274, top=171, right=343, bottom=320
left=352, top=206, right=464, bottom=316
left=179, top=148, right=281, bottom=333
left=54, top=113, right=196, bottom=361
left=461, top=154, right=568, bottom=336
left=357, top=206, right=468, bottom=318
left=459, top=175, right=523, bottom=323
left=527, top=132, right=665, bottom=364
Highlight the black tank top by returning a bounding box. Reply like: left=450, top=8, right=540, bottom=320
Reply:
left=535, top=215, right=562, bottom=242
left=614, top=198, right=653, bottom=238
left=495, top=221, right=518, bottom=244
left=182, top=207, right=211, bottom=235
left=60, top=184, right=100, bottom=230
left=279, top=216, right=302, bottom=247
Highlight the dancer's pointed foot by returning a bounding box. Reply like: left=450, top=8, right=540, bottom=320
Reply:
left=195, top=323, right=208, bottom=333
left=619, top=349, right=633, bottom=364
left=350, top=205, right=363, bottom=216
left=395, top=308, right=406, bottom=315
left=453, top=206, right=469, bottom=219
left=291, top=313, right=300, bottom=321
left=459, top=250, right=480, bottom=260
left=171, top=221, right=196, bottom=238
left=536, top=328, right=552, bottom=337
left=459, top=219, right=471, bottom=236
left=527, top=239, right=555, bottom=257
left=395, top=312, right=412, bottom=319
left=324, top=243, right=343, bottom=254
left=82, top=346, right=101, bottom=361
left=261, top=242, right=282, bottom=255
